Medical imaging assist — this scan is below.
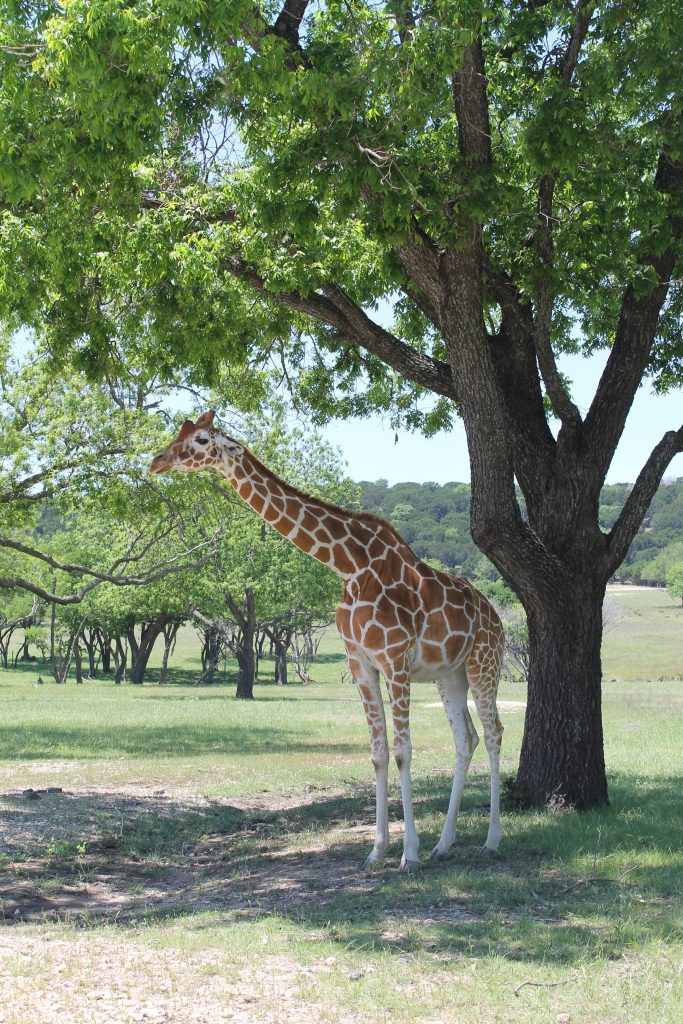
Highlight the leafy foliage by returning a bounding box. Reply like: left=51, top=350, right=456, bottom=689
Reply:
left=2, top=2, right=680, bottom=399
left=665, top=561, right=683, bottom=604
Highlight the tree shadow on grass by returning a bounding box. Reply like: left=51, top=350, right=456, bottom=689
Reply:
left=0, top=723, right=366, bottom=760
left=1, top=771, right=681, bottom=967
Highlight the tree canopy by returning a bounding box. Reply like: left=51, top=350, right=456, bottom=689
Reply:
left=2, top=2, right=678, bottom=413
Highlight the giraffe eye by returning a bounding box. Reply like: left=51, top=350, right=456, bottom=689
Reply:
left=196, top=437, right=209, bottom=445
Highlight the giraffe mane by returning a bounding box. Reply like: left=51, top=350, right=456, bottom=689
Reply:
left=235, top=442, right=415, bottom=551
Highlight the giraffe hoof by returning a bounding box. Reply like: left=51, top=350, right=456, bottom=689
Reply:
left=480, top=846, right=500, bottom=860
left=363, top=853, right=385, bottom=871
left=429, top=846, right=451, bottom=862
left=398, top=857, right=423, bottom=874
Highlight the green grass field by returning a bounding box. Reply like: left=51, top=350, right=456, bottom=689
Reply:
left=0, top=588, right=681, bottom=1023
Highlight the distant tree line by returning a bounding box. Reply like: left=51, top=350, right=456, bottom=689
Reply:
left=359, top=478, right=683, bottom=587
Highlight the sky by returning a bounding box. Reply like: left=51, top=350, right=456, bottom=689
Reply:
left=323, top=350, right=683, bottom=485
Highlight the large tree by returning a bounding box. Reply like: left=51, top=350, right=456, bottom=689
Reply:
left=1, top=1, right=682, bottom=806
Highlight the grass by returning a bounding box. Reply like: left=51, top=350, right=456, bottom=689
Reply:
left=602, top=587, right=683, bottom=681
left=0, top=587, right=681, bottom=1023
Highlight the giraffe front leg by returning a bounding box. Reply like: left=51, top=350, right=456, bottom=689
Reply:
left=348, top=655, right=389, bottom=868
left=386, top=669, right=421, bottom=873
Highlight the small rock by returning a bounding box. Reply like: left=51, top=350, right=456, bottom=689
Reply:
left=348, top=969, right=365, bottom=981
left=557, top=1015, right=571, bottom=1023
left=22, top=789, right=41, bottom=800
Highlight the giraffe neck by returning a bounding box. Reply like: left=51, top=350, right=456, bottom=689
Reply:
left=217, top=447, right=368, bottom=579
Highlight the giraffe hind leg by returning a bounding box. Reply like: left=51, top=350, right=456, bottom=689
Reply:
left=467, top=629, right=504, bottom=855
left=384, top=665, right=421, bottom=872
left=430, top=667, right=479, bottom=860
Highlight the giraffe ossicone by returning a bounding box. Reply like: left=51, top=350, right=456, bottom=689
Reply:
left=150, top=411, right=505, bottom=870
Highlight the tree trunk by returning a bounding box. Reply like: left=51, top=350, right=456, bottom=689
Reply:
left=516, top=581, right=609, bottom=809
left=235, top=644, right=255, bottom=699
left=199, top=625, right=223, bottom=683
left=74, top=640, right=84, bottom=684
left=13, top=636, right=31, bottom=665
left=81, top=630, right=99, bottom=677
left=235, top=589, right=256, bottom=699
left=100, top=633, right=112, bottom=674
left=127, top=615, right=171, bottom=686
left=255, top=629, right=267, bottom=680
left=223, top=588, right=257, bottom=699
left=158, top=621, right=180, bottom=685
left=274, top=643, right=288, bottom=686
left=113, top=637, right=127, bottom=684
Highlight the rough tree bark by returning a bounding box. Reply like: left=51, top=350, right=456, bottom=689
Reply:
left=518, top=580, right=608, bottom=808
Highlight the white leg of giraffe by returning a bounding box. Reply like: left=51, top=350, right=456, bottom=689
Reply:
left=430, top=668, right=479, bottom=860
left=468, top=680, right=503, bottom=855
left=349, top=653, right=390, bottom=867
left=385, top=669, right=420, bottom=872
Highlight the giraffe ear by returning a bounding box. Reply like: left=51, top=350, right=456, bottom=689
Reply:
left=177, top=419, right=196, bottom=441
left=195, top=410, right=216, bottom=430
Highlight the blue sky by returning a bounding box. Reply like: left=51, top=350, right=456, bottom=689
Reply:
left=323, top=350, right=683, bottom=485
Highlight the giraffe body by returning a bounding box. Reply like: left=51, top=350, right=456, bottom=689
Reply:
left=150, top=412, right=505, bottom=869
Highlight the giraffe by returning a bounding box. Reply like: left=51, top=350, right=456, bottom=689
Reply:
left=150, top=411, right=505, bottom=871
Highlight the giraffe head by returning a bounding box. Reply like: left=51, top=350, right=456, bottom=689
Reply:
left=149, top=411, right=243, bottom=475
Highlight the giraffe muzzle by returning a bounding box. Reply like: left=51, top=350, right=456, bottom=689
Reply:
left=149, top=452, right=173, bottom=474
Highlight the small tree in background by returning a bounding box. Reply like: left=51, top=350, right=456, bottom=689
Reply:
left=666, top=563, right=683, bottom=606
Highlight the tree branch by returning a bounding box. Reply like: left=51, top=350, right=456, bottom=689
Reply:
left=221, top=255, right=457, bottom=399
left=452, top=36, right=491, bottom=167
left=271, top=0, right=310, bottom=50
left=532, top=2, right=593, bottom=430
left=0, top=534, right=218, bottom=606
left=0, top=447, right=127, bottom=505
left=393, top=235, right=443, bottom=323
left=533, top=170, right=582, bottom=430
left=605, top=424, right=683, bottom=577
left=139, top=191, right=237, bottom=225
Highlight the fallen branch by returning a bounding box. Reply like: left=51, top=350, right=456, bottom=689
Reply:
left=514, top=978, right=574, bottom=997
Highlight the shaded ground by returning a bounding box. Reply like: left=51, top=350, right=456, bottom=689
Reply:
left=0, top=785, right=380, bottom=925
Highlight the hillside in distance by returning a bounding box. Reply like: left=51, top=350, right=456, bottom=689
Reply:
left=359, top=478, right=683, bottom=586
